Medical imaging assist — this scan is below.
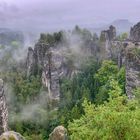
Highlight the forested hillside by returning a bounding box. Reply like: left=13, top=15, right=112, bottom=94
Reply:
left=0, top=23, right=140, bottom=140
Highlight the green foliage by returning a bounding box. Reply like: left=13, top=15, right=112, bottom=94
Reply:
left=13, top=74, right=42, bottom=104
left=0, top=44, right=5, bottom=49
left=39, top=31, right=64, bottom=45
left=11, top=41, right=20, bottom=49
left=117, top=32, right=128, bottom=41
left=25, top=134, right=43, bottom=140
left=58, top=60, right=126, bottom=131
left=58, top=59, right=99, bottom=126
left=8, top=58, right=126, bottom=140
left=9, top=108, right=58, bottom=140
left=94, top=60, right=125, bottom=104
left=108, top=79, right=122, bottom=98
left=95, top=60, right=118, bottom=86
left=68, top=86, right=140, bottom=140
left=5, top=28, right=130, bottom=140
left=130, top=47, right=140, bottom=61
left=0, top=39, right=22, bottom=73
left=72, top=25, right=94, bottom=43
left=134, top=88, right=140, bottom=104
left=9, top=73, right=60, bottom=140
left=117, top=67, right=126, bottom=91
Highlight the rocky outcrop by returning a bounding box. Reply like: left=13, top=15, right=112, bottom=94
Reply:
left=101, top=26, right=140, bottom=98
left=41, top=46, right=67, bottom=99
left=49, top=126, right=68, bottom=140
left=125, top=44, right=140, bottom=98
left=0, top=79, right=8, bottom=135
left=0, top=131, right=25, bottom=140
left=100, top=26, right=117, bottom=59
left=26, top=47, right=36, bottom=77
left=25, top=26, right=101, bottom=100
left=100, top=25, right=116, bottom=42
left=111, top=41, right=127, bottom=68
left=26, top=35, right=69, bottom=100
left=130, top=22, right=140, bottom=42
left=109, top=40, right=140, bottom=98
left=107, top=25, right=116, bottom=41
left=111, top=40, right=140, bottom=98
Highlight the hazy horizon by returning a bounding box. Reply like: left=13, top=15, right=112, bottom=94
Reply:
left=0, top=0, right=140, bottom=32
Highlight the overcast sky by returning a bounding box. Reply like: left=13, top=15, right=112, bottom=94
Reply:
left=0, top=0, right=140, bottom=32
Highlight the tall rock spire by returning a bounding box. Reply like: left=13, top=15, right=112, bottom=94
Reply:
left=0, top=79, right=8, bottom=135
left=125, top=45, right=140, bottom=99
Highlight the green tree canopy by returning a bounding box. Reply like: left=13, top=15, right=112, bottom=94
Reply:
left=68, top=81, right=140, bottom=140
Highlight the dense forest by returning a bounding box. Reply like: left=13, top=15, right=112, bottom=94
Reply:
left=0, top=24, right=140, bottom=140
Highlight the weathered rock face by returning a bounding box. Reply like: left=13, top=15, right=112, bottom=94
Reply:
left=130, top=22, right=140, bottom=42
left=0, top=79, right=8, bottom=135
left=100, top=25, right=116, bottom=41
left=100, top=26, right=117, bottom=59
left=100, top=29, right=140, bottom=99
left=125, top=44, right=140, bottom=98
left=108, top=25, right=117, bottom=41
left=26, top=47, right=36, bottom=77
left=41, top=46, right=67, bottom=99
left=100, top=31, right=109, bottom=42
left=111, top=40, right=140, bottom=98
left=110, top=41, right=127, bottom=68
left=0, top=131, right=25, bottom=140
left=26, top=32, right=102, bottom=100
left=108, top=40, right=140, bottom=98
left=26, top=36, right=69, bottom=100
left=49, top=126, right=68, bottom=140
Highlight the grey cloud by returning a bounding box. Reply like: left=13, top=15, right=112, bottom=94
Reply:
left=0, top=0, right=140, bottom=32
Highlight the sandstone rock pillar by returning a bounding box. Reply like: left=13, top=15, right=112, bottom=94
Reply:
left=0, top=79, right=8, bottom=135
